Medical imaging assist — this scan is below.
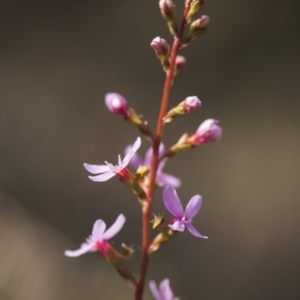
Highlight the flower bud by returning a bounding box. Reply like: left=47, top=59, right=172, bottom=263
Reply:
left=150, top=37, right=170, bottom=56
left=175, top=55, right=186, bottom=75
left=164, top=120, right=222, bottom=157
left=183, top=96, right=201, bottom=113
left=186, top=0, right=207, bottom=23
left=190, top=15, right=210, bottom=34
left=150, top=37, right=170, bottom=72
left=182, top=15, right=210, bottom=47
left=159, top=0, right=178, bottom=35
left=192, top=119, right=222, bottom=144
left=175, top=55, right=186, bottom=68
left=159, top=0, right=176, bottom=21
left=105, top=93, right=129, bottom=117
left=163, top=96, right=201, bottom=123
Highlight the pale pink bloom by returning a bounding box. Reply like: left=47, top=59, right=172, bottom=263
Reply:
left=84, top=137, right=141, bottom=182
left=163, top=186, right=208, bottom=238
left=64, top=214, right=125, bottom=257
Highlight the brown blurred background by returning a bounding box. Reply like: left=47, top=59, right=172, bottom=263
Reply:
left=0, top=0, right=300, bottom=299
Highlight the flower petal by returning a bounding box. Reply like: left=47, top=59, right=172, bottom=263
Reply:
left=157, top=159, right=166, bottom=173
left=88, top=171, right=116, bottom=182
left=195, top=119, right=222, bottom=143
left=185, top=195, right=202, bottom=219
left=102, top=214, right=126, bottom=240
left=83, top=163, right=110, bottom=174
left=158, top=143, right=165, bottom=158
left=149, top=281, right=162, bottom=300
left=91, top=220, right=106, bottom=241
left=157, top=172, right=181, bottom=188
left=159, top=278, right=174, bottom=300
left=163, top=186, right=184, bottom=217
left=186, top=223, right=208, bottom=239
left=144, top=146, right=153, bottom=167
left=64, top=242, right=95, bottom=257
left=196, top=119, right=217, bottom=136
left=125, top=145, right=144, bottom=169
left=122, top=137, right=142, bottom=168
left=169, top=220, right=185, bottom=232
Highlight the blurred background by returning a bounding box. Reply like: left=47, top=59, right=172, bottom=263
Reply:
left=0, top=0, right=300, bottom=299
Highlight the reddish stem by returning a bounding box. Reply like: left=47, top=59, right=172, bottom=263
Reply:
left=134, top=2, right=193, bottom=299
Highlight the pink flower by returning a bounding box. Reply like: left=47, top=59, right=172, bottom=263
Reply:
left=149, top=278, right=180, bottom=300
left=84, top=137, right=141, bottom=182
left=163, top=186, right=208, bottom=238
left=64, top=214, right=125, bottom=257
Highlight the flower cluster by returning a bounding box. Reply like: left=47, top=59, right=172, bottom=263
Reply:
left=64, top=1, right=222, bottom=299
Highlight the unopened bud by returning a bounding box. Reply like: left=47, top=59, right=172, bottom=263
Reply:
left=191, top=119, right=222, bottom=144
left=159, top=0, right=176, bottom=21
left=182, top=15, right=210, bottom=47
left=105, top=93, right=129, bottom=117
left=150, top=37, right=170, bottom=56
left=175, top=55, right=186, bottom=75
left=163, top=96, right=201, bottom=123
left=159, top=0, right=178, bottom=35
left=175, top=55, right=186, bottom=69
left=186, top=0, right=207, bottom=23
left=190, top=15, right=210, bottom=34
left=150, top=37, right=170, bottom=72
left=164, top=119, right=222, bottom=158
left=183, top=96, right=202, bottom=112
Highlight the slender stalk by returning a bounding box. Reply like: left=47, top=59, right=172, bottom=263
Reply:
left=134, top=2, right=193, bottom=299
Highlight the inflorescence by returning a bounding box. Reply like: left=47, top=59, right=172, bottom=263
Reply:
left=64, top=1, right=222, bottom=299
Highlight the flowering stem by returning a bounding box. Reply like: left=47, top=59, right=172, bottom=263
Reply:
left=134, top=2, right=193, bottom=299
